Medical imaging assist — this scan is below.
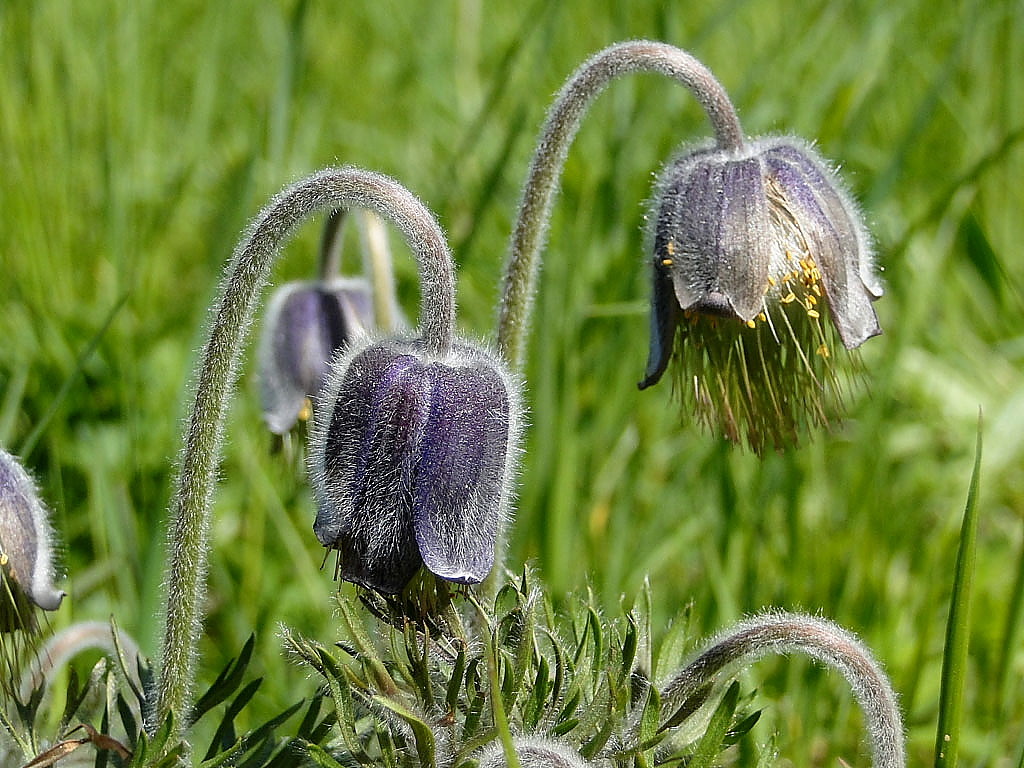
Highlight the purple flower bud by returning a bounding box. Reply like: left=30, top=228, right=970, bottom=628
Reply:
left=259, top=278, right=375, bottom=434
left=309, top=338, right=520, bottom=594
left=640, top=137, right=882, bottom=453
left=0, top=448, right=65, bottom=632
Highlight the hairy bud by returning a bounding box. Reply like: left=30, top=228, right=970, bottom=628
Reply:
left=259, top=278, right=374, bottom=434
left=1, top=448, right=65, bottom=632
left=309, top=337, right=520, bottom=594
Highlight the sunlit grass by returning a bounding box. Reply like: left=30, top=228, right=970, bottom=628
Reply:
left=1, top=0, right=1022, bottom=764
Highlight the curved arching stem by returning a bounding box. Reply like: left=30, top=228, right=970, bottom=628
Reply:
left=496, top=40, right=745, bottom=370
left=651, top=612, right=905, bottom=768
left=154, top=167, right=456, bottom=738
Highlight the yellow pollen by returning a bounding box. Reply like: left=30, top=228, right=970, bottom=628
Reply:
left=767, top=276, right=777, bottom=287
left=813, top=284, right=822, bottom=296
left=781, top=292, right=796, bottom=304
left=816, top=343, right=830, bottom=358
left=661, top=258, right=673, bottom=266
left=666, top=240, right=676, bottom=256
left=758, top=312, right=767, bottom=322
left=807, top=309, right=820, bottom=319
left=299, top=397, right=313, bottom=422
left=806, top=295, right=817, bottom=307
left=746, top=319, right=756, bottom=328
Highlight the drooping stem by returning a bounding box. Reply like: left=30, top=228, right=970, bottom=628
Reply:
left=154, top=167, right=455, bottom=738
left=20, top=620, right=143, bottom=704
left=496, top=40, right=744, bottom=370
left=654, top=612, right=905, bottom=768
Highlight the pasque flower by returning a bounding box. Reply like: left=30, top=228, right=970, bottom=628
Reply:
left=495, top=41, right=881, bottom=454
left=259, top=210, right=397, bottom=435
left=309, top=337, right=519, bottom=594
left=155, top=167, right=514, bottom=730
left=259, top=277, right=374, bottom=434
left=639, top=136, right=882, bottom=453
left=1, top=448, right=65, bottom=633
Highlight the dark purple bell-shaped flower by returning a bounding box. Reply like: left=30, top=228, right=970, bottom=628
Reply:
left=1, top=448, right=65, bottom=632
left=309, top=337, right=520, bottom=594
left=259, top=278, right=374, bottom=434
left=640, top=137, right=882, bottom=453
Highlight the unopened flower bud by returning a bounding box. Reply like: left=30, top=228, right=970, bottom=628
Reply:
left=640, top=137, right=882, bottom=453
left=309, top=337, right=520, bottom=594
left=259, top=278, right=374, bottom=434
left=0, top=448, right=65, bottom=632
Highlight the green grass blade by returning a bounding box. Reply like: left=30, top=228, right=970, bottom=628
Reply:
left=17, top=294, right=127, bottom=461
left=934, top=418, right=983, bottom=768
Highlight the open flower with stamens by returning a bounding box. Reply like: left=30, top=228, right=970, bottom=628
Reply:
left=639, top=136, right=882, bottom=454
left=494, top=41, right=882, bottom=454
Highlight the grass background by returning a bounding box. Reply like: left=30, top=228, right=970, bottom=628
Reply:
left=1, top=0, right=1022, bottom=764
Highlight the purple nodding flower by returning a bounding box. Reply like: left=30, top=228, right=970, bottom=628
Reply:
left=1, top=448, right=65, bottom=632
left=309, top=337, right=520, bottom=594
left=639, top=137, right=882, bottom=453
left=259, top=278, right=375, bottom=435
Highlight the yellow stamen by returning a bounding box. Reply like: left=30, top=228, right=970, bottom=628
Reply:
left=816, top=343, right=830, bottom=358
left=661, top=258, right=673, bottom=266
left=746, top=319, right=756, bottom=328
left=807, top=309, right=820, bottom=319
left=299, top=397, right=313, bottom=422
left=666, top=240, right=676, bottom=256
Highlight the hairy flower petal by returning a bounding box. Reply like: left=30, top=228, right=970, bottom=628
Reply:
left=259, top=278, right=375, bottom=434
left=1, top=448, right=64, bottom=629
left=311, top=338, right=518, bottom=593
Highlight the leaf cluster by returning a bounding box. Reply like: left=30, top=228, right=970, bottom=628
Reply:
left=284, top=570, right=763, bottom=768
left=1, top=626, right=336, bottom=768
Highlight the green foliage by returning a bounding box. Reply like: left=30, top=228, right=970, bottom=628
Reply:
left=934, top=422, right=983, bottom=768
left=0, top=625, right=335, bottom=767
left=282, top=571, right=758, bottom=768
left=0, top=0, right=1021, bottom=765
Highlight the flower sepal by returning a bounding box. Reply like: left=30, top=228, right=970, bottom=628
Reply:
left=310, top=335, right=521, bottom=595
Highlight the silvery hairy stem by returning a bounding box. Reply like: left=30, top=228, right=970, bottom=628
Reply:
left=154, top=167, right=455, bottom=744
left=496, top=40, right=744, bottom=371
